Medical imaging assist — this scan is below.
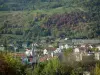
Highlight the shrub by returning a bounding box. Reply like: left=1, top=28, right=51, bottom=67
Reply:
left=0, top=52, right=26, bottom=75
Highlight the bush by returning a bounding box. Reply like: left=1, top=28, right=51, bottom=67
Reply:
left=0, top=52, right=26, bottom=75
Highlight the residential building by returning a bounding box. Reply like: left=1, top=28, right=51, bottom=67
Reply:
left=0, top=45, right=5, bottom=51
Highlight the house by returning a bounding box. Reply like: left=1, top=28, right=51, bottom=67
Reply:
left=39, top=55, right=47, bottom=62
left=74, top=47, right=83, bottom=61
left=74, top=48, right=80, bottom=53
left=83, top=71, right=90, bottom=75
left=64, top=38, right=68, bottom=40
left=32, top=43, right=38, bottom=46
left=0, top=45, right=5, bottom=51
left=43, top=49, right=48, bottom=55
left=79, top=44, right=90, bottom=54
left=89, top=44, right=93, bottom=48
left=59, top=45, right=64, bottom=50
left=72, top=39, right=100, bottom=44
left=64, top=44, right=69, bottom=49
left=43, top=47, right=56, bottom=56
left=54, top=48, right=61, bottom=53
left=80, top=44, right=91, bottom=48
left=94, top=52, right=100, bottom=60
left=75, top=53, right=82, bottom=61
left=48, top=45, right=53, bottom=47
left=81, top=44, right=86, bottom=48
left=14, top=53, right=26, bottom=57
left=96, top=45, right=100, bottom=50
left=46, top=47, right=56, bottom=52
left=8, top=43, right=14, bottom=47
left=39, top=55, right=52, bottom=62
left=51, top=52, right=54, bottom=57
left=25, top=48, right=33, bottom=57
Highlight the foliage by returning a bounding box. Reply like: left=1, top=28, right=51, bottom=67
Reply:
left=0, top=52, right=26, bottom=75
left=63, top=48, right=73, bottom=56
left=32, top=58, right=60, bottom=75
left=91, top=48, right=99, bottom=52
left=0, top=0, right=75, bottom=11
left=26, top=57, right=89, bottom=75
left=1, top=52, right=100, bottom=75
left=94, top=63, right=100, bottom=75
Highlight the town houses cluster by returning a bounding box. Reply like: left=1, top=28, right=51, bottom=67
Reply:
left=0, top=39, right=100, bottom=63
left=24, top=39, right=100, bottom=63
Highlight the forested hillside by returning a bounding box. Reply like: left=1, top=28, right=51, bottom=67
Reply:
left=0, top=0, right=75, bottom=11
left=0, top=0, right=100, bottom=44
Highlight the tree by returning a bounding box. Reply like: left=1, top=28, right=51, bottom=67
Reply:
left=0, top=52, right=26, bottom=75
left=31, top=58, right=60, bottom=75
left=94, top=64, right=100, bottom=75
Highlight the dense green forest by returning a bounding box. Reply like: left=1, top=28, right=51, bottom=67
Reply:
left=0, top=0, right=100, bottom=44
left=0, top=0, right=76, bottom=10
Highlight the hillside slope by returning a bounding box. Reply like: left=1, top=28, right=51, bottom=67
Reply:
left=0, top=0, right=75, bottom=11
left=0, top=0, right=100, bottom=44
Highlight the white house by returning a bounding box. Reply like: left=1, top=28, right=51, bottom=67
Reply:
left=54, top=49, right=58, bottom=53
left=96, top=46, right=100, bottom=50
left=81, top=44, right=86, bottom=48
left=51, top=52, right=54, bottom=57
left=0, top=45, right=4, bottom=51
left=89, top=45, right=93, bottom=48
left=43, top=49, right=48, bottom=55
left=8, top=44, right=14, bottom=46
left=25, top=49, right=32, bottom=57
left=95, top=52, right=100, bottom=60
left=34, top=43, right=38, bottom=46
left=83, top=71, right=90, bottom=75
left=54, top=48, right=61, bottom=53
left=48, top=45, right=53, bottom=47
left=64, top=44, right=69, bottom=49
left=64, top=38, right=68, bottom=40
left=74, top=48, right=80, bottom=53
left=59, top=45, right=64, bottom=50
left=73, top=47, right=82, bottom=61
left=75, top=53, right=82, bottom=61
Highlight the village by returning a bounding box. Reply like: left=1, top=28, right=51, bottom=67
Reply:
left=0, top=39, right=100, bottom=63
left=0, top=38, right=100, bottom=75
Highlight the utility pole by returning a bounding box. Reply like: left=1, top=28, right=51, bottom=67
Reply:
left=32, top=27, right=40, bottom=66
left=32, top=42, right=37, bottom=65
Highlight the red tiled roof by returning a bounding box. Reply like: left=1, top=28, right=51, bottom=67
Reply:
left=12, top=53, right=26, bottom=57
left=39, top=55, right=52, bottom=62
left=46, top=47, right=56, bottom=51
